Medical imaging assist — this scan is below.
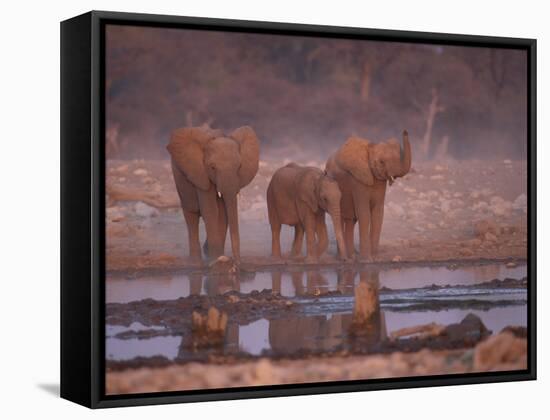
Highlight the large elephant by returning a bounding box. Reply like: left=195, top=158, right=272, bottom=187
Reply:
left=167, top=125, right=260, bottom=262
left=325, top=130, right=411, bottom=261
left=267, top=163, right=347, bottom=263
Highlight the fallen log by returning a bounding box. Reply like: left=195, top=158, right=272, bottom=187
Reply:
left=390, top=322, right=445, bottom=340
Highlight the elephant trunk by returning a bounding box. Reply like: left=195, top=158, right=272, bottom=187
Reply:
left=396, top=130, right=412, bottom=177
left=224, top=193, right=240, bottom=262
left=328, top=206, right=347, bottom=260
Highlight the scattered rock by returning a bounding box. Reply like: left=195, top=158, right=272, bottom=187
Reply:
left=472, top=201, right=489, bottom=212
left=388, top=202, right=405, bottom=217
left=142, top=176, right=155, bottom=184
left=115, top=164, right=129, bottom=174
left=474, top=219, right=500, bottom=237
left=133, top=168, right=148, bottom=176
left=489, top=196, right=512, bottom=216
left=473, top=332, right=527, bottom=371
left=226, top=294, right=240, bottom=304
left=106, top=206, right=125, bottom=222
left=512, top=194, right=527, bottom=212
left=209, top=256, right=239, bottom=275
left=500, top=326, right=528, bottom=339
left=443, top=313, right=490, bottom=345
left=134, top=201, right=160, bottom=217
left=409, top=199, right=431, bottom=210
left=392, top=255, right=402, bottom=262
left=484, top=232, right=498, bottom=242
left=461, top=238, right=482, bottom=248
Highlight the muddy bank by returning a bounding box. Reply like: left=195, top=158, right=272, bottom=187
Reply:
left=106, top=159, right=527, bottom=272
left=105, top=329, right=527, bottom=394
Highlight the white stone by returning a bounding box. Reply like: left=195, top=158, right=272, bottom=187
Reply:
left=512, top=194, right=527, bottom=211
left=133, top=168, right=148, bottom=176
left=134, top=201, right=159, bottom=217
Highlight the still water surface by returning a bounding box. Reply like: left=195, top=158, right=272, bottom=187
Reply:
left=106, top=263, right=527, bottom=362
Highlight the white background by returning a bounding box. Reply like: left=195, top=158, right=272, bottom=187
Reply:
left=0, top=0, right=546, bottom=417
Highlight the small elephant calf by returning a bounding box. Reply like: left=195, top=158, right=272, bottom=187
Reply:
left=267, top=163, right=348, bottom=263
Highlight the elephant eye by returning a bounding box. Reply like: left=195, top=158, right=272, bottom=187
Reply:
left=209, top=164, right=216, bottom=170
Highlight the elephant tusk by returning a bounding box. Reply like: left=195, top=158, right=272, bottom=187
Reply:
left=217, top=191, right=222, bottom=198
left=389, top=176, right=395, bottom=183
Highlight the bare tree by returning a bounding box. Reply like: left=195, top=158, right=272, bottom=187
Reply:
left=412, top=88, right=445, bottom=159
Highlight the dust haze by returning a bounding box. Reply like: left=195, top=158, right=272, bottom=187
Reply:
left=104, top=25, right=529, bottom=392
left=105, top=25, right=528, bottom=161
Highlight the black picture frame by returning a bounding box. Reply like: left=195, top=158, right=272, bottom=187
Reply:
left=60, top=10, right=537, bottom=409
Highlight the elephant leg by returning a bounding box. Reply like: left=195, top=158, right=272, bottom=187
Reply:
left=197, top=188, right=221, bottom=260
left=183, top=210, right=201, bottom=260
left=217, top=196, right=228, bottom=253
left=316, top=213, right=329, bottom=258
left=356, top=205, right=372, bottom=261
left=267, top=187, right=282, bottom=259
left=291, top=224, right=304, bottom=257
left=304, top=216, right=318, bottom=263
left=271, top=222, right=282, bottom=258
left=370, top=201, right=385, bottom=258
left=344, top=219, right=356, bottom=259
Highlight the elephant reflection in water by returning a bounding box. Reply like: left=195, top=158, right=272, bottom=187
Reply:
left=187, top=272, right=249, bottom=296
left=350, top=270, right=387, bottom=343
left=268, top=269, right=387, bottom=354
left=270, top=270, right=329, bottom=297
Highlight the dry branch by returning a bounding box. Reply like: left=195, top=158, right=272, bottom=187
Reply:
left=390, top=322, right=445, bottom=340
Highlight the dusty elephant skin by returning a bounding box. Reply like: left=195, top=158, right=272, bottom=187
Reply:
left=267, top=163, right=347, bottom=263
left=167, top=125, right=260, bottom=263
left=326, top=130, right=412, bottom=261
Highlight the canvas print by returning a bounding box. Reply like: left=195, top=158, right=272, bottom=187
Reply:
left=104, top=24, right=529, bottom=395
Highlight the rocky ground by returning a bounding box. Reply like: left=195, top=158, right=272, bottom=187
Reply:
left=106, top=158, right=528, bottom=272
left=106, top=328, right=527, bottom=394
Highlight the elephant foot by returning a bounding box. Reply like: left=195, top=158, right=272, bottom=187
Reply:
left=187, top=254, right=203, bottom=265
left=356, top=254, right=374, bottom=264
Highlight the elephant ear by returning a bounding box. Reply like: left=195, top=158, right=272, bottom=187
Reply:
left=297, top=169, right=320, bottom=213
left=230, top=126, right=260, bottom=188
left=335, top=135, right=374, bottom=186
left=167, top=127, right=217, bottom=191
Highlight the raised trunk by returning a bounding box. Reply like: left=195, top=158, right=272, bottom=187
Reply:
left=224, top=194, right=240, bottom=262
left=396, top=130, right=412, bottom=177
left=329, top=208, right=347, bottom=260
